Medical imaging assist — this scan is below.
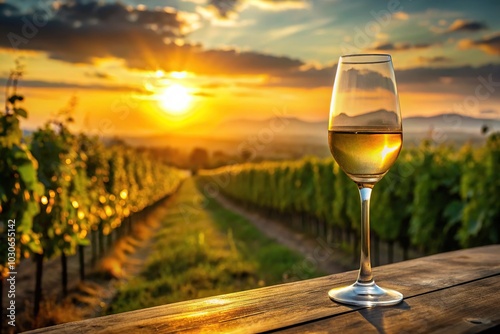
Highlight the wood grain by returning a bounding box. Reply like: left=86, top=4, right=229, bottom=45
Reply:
left=26, top=245, right=500, bottom=334
left=275, top=275, right=500, bottom=334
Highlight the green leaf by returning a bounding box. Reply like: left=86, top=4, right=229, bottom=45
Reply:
left=34, top=182, right=45, bottom=195
left=78, top=238, right=90, bottom=246
left=28, top=241, right=43, bottom=254
left=14, top=108, right=28, bottom=118
left=17, top=161, right=38, bottom=187
left=468, top=219, right=482, bottom=236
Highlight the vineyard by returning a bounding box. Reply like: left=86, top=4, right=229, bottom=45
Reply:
left=200, top=133, right=500, bottom=261
left=0, top=70, right=185, bottom=321
left=1, top=68, right=500, bottom=331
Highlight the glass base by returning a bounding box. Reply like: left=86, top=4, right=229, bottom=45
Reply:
left=328, top=281, right=403, bottom=307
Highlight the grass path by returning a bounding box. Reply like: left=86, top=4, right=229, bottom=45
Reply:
left=212, top=194, right=353, bottom=275
left=107, top=177, right=322, bottom=314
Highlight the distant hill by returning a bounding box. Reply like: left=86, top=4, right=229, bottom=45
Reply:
left=334, top=109, right=399, bottom=127
left=117, top=113, right=498, bottom=159
left=215, top=112, right=499, bottom=141
left=215, top=116, right=326, bottom=143
left=403, top=113, right=499, bottom=134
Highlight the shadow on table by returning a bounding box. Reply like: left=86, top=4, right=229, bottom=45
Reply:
left=357, top=301, right=411, bottom=334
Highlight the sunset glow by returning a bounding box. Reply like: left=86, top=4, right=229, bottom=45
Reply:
left=0, top=0, right=497, bottom=138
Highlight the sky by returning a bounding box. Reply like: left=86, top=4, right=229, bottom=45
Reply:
left=0, top=0, right=499, bottom=137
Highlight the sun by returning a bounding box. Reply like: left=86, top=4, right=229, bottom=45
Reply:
left=158, top=84, right=192, bottom=115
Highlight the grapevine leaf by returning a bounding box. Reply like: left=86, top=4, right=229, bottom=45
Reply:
left=468, top=219, right=482, bottom=236
left=78, top=238, right=90, bottom=246
left=444, top=201, right=463, bottom=225
left=28, top=241, right=43, bottom=254
left=17, top=161, right=38, bottom=187
left=14, top=108, right=28, bottom=118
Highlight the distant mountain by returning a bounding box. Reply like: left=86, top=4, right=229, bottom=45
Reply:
left=105, top=112, right=500, bottom=156
left=403, top=113, right=499, bottom=134
left=334, top=109, right=399, bottom=127
left=215, top=116, right=325, bottom=143
left=217, top=112, right=499, bottom=139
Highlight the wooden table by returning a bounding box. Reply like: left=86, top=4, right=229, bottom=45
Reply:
left=28, top=245, right=500, bottom=333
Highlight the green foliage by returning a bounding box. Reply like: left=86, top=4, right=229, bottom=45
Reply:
left=30, top=122, right=186, bottom=259
left=408, top=143, right=462, bottom=253
left=31, top=121, right=84, bottom=257
left=459, top=133, right=500, bottom=247
left=201, top=137, right=499, bottom=255
left=1, top=66, right=186, bottom=271
left=0, top=67, right=44, bottom=277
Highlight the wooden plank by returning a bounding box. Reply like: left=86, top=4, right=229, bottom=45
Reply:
left=275, top=274, right=500, bottom=334
left=27, top=245, right=500, bottom=334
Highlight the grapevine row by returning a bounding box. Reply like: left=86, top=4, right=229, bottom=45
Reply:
left=0, top=71, right=185, bottom=319
left=200, top=135, right=500, bottom=259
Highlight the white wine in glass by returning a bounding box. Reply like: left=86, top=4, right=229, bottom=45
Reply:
left=328, top=54, right=403, bottom=306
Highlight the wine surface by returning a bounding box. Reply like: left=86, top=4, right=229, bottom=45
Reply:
left=328, top=130, right=402, bottom=183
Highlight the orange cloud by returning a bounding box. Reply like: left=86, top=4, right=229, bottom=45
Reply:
left=370, top=42, right=432, bottom=51
left=458, top=33, right=500, bottom=55
left=447, top=19, right=488, bottom=33
left=416, top=56, right=452, bottom=64
left=393, top=11, right=409, bottom=20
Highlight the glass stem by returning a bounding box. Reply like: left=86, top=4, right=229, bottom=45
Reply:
left=357, top=186, right=374, bottom=284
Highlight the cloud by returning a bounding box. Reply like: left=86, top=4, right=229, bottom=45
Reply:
left=192, top=0, right=308, bottom=20
left=2, top=1, right=498, bottom=96
left=0, top=2, right=20, bottom=16
left=340, top=69, right=395, bottom=93
left=447, top=19, right=488, bottom=33
left=85, top=71, right=112, bottom=80
left=173, top=47, right=304, bottom=75
left=265, top=65, right=335, bottom=88
left=392, top=11, right=409, bottom=20
left=196, top=4, right=253, bottom=26
left=417, top=56, right=452, bottom=64
left=0, top=1, right=304, bottom=76
left=252, top=0, right=310, bottom=11
left=371, top=42, right=432, bottom=51
left=265, top=63, right=500, bottom=96
left=0, top=77, right=143, bottom=92
left=54, top=1, right=196, bottom=35
left=0, top=1, right=200, bottom=63
left=396, top=64, right=499, bottom=84
left=265, top=65, right=393, bottom=92
left=193, top=90, right=215, bottom=97
left=203, top=0, right=242, bottom=20
left=458, top=33, right=500, bottom=55
left=395, top=64, right=500, bottom=96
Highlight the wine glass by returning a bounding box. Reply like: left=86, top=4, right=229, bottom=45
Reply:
left=327, top=54, right=403, bottom=306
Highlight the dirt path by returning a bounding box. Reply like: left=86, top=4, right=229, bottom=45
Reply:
left=213, top=194, right=355, bottom=275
